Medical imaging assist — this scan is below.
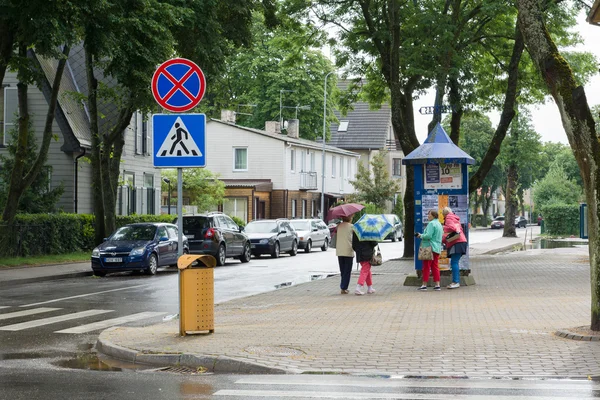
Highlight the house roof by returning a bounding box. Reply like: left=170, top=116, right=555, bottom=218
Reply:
left=209, top=119, right=360, bottom=157
left=36, top=54, right=92, bottom=148
left=327, top=80, right=392, bottom=150
left=403, top=123, right=475, bottom=165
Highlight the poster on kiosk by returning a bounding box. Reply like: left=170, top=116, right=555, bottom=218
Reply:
left=402, top=124, right=475, bottom=273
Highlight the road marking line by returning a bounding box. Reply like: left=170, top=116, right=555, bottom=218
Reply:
left=0, top=309, right=113, bottom=331
left=19, top=285, right=149, bottom=307
left=0, top=307, right=61, bottom=321
left=55, top=312, right=167, bottom=334
left=235, top=377, right=599, bottom=390
left=214, top=390, right=597, bottom=399
left=0, top=306, right=10, bottom=309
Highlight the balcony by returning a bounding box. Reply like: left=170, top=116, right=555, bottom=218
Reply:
left=300, top=171, right=318, bottom=190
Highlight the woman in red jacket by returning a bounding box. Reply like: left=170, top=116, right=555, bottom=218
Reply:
left=442, top=206, right=467, bottom=289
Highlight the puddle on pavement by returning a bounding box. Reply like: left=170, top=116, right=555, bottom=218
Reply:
left=274, top=274, right=337, bottom=289
left=53, top=352, right=152, bottom=372
left=526, top=239, right=588, bottom=250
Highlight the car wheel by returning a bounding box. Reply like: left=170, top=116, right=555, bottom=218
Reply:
left=239, top=242, right=251, bottom=263
left=216, top=244, right=226, bottom=266
left=321, top=238, right=329, bottom=251
left=289, top=240, right=298, bottom=256
left=304, top=240, right=312, bottom=253
left=271, top=242, right=280, bottom=258
left=391, top=232, right=397, bottom=242
left=398, top=232, right=403, bottom=242
left=146, top=254, right=158, bottom=275
left=93, top=271, right=106, bottom=277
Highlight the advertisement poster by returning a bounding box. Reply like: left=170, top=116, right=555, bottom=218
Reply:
left=420, top=194, right=469, bottom=270
left=424, top=163, right=462, bottom=190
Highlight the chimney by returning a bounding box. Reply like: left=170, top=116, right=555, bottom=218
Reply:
left=265, top=121, right=281, bottom=134
left=220, top=110, right=236, bottom=124
left=286, top=119, right=299, bottom=139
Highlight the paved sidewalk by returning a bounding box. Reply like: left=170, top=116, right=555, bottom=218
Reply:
left=0, top=261, right=91, bottom=287
left=96, top=232, right=600, bottom=378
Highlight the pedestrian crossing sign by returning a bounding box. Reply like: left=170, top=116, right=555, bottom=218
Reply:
left=152, top=114, right=206, bottom=168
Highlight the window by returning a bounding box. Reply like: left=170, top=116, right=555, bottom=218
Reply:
left=233, top=147, right=248, bottom=171
left=300, top=150, right=306, bottom=172
left=347, top=159, right=351, bottom=178
left=223, top=197, right=248, bottom=222
left=3, top=86, right=18, bottom=145
left=302, top=199, right=307, bottom=218
left=291, top=199, right=297, bottom=218
left=166, top=226, right=178, bottom=239
left=290, top=149, right=296, bottom=172
left=42, top=166, right=52, bottom=193
left=142, top=115, right=149, bottom=155
left=123, top=171, right=135, bottom=187
left=143, top=173, right=154, bottom=188
left=332, top=155, right=336, bottom=177
left=157, top=226, right=168, bottom=239
left=312, top=199, right=317, bottom=217
left=310, top=152, right=315, bottom=172
left=393, top=158, right=402, bottom=177
left=134, top=113, right=141, bottom=155
left=338, top=121, right=349, bottom=132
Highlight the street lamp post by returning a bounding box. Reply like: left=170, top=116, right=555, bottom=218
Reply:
left=321, top=71, right=334, bottom=221
left=163, top=177, right=171, bottom=215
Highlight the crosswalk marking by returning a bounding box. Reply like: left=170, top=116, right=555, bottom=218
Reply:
left=0, top=309, right=113, bottom=331
left=55, top=312, right=167, bottom=334
left=214, top=391, right=596, bottom=399
left=0, top=307, right=61, bottom=321
left=20, top=285, right=149, bottom=308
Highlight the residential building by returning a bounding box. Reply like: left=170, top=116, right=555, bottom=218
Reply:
left=328, top=82, right=406, bottom=211
left=188, top=111, right=360, bottom=222
left=0, top=46, right=161, bottom=216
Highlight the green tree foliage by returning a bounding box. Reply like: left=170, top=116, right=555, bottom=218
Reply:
left=201, top=12, right=335, bottom=140
left=349, top=150, right=400, bottom=211
left=0, top=127, right=63, bottom=213
left=161, top=169, right=225, bottom=213
left=533, top=164, right=581, bottom=209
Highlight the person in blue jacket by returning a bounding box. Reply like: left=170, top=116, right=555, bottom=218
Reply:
left=416, top=209, right=443, bottom=291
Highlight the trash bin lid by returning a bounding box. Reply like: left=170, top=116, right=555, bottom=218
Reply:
left=178, top=254, right=216, bottom=269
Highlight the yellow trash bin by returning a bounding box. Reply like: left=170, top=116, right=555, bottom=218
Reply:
left=178, top=254, right=216, bottom=336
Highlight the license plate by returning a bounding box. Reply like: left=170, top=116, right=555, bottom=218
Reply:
left=186, top=234, right=195, bottom=239
left=105, top=257, right=122, bottom=263
left=251, top=244, right=256, bottom=248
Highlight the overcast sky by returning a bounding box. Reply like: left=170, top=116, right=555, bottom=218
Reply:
left=413, top=10, right=599, bottom=144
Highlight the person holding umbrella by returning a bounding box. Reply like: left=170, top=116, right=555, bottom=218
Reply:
left=335, top=215, right=355, bottom=294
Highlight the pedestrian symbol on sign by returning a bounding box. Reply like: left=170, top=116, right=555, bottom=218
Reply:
left=156, top=117, right=203, bottom=158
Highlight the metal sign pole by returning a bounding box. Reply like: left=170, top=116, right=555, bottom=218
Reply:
left=178, top=167, right=183, bottom=335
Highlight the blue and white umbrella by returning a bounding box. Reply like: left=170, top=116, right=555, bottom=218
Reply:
left=353, top=214, right=394, bottom=241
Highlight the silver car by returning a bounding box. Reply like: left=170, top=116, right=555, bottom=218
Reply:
left=290, top=219, right=331, bottom=253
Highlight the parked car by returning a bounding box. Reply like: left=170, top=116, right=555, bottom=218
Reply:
left=290, top=219, right=331, bottom=253
left=245, top=219, right=298, bottom=258
left=383, top=214, right=403, bottom=242
left=91, top=223, right=188, bottom=277
left=491, top=216, right=505, bottom=229
left=175, top=212, right=251, bottom=266
left=515, top=216, right=528, bottom=228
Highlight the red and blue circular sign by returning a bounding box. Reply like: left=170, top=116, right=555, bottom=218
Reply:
left=151, top=58, right=206, bottom=112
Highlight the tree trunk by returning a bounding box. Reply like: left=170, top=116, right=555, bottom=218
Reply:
left=469, top=20, right=524, bottom=193
left=85, top=44, right=105, bottom=244
left=503, top=164, right=518, bottom=238
left=517, top=0, right=600, bottom=329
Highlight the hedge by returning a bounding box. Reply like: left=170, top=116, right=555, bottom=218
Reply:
left=0, top=213, right=175, bottom=257
left=471, top=214, right=489, bottom=227
left=540, top=204, right=579, bottom=236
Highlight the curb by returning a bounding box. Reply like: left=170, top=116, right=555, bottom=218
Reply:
left=0, top=271, right=92, bottom=287
left=96, top=328, right=296, bottom=374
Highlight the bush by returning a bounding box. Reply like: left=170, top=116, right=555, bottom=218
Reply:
left=0, top=213, right=177, bottom=257
left=540, top=203, right=579, bottom=236
left=230, top=215, right=246, bottom=228
left=392, top=198, right=404, bottom=225
left=471, top=214, right=488, bottom=227
left=352, top=203, right=383, bottom=223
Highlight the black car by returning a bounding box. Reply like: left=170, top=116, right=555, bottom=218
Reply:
left=91, top=223, right=188, bottom=276
left=176, top=212, right=251, bottom=266
left=383, top=214, right=403, bottom=242
left=245, top=219, right=298, bottom=258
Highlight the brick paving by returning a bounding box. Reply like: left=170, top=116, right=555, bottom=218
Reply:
left=99, top=247, right=600, bottom=377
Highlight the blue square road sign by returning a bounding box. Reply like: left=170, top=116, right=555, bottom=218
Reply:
left=152, top=114, right=206, bottom=168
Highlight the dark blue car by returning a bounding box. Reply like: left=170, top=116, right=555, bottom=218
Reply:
left=91, top=223, right=188, bottom=276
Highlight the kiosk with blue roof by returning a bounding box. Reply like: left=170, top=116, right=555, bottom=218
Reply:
left=402, top=123, right=476, bottom=286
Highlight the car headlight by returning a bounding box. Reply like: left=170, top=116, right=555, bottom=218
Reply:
left=259, top=239, right=269, bottom=244
left=92, top=247, right=100, bottom=257
left=129, top=247, right=146, bottom=256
